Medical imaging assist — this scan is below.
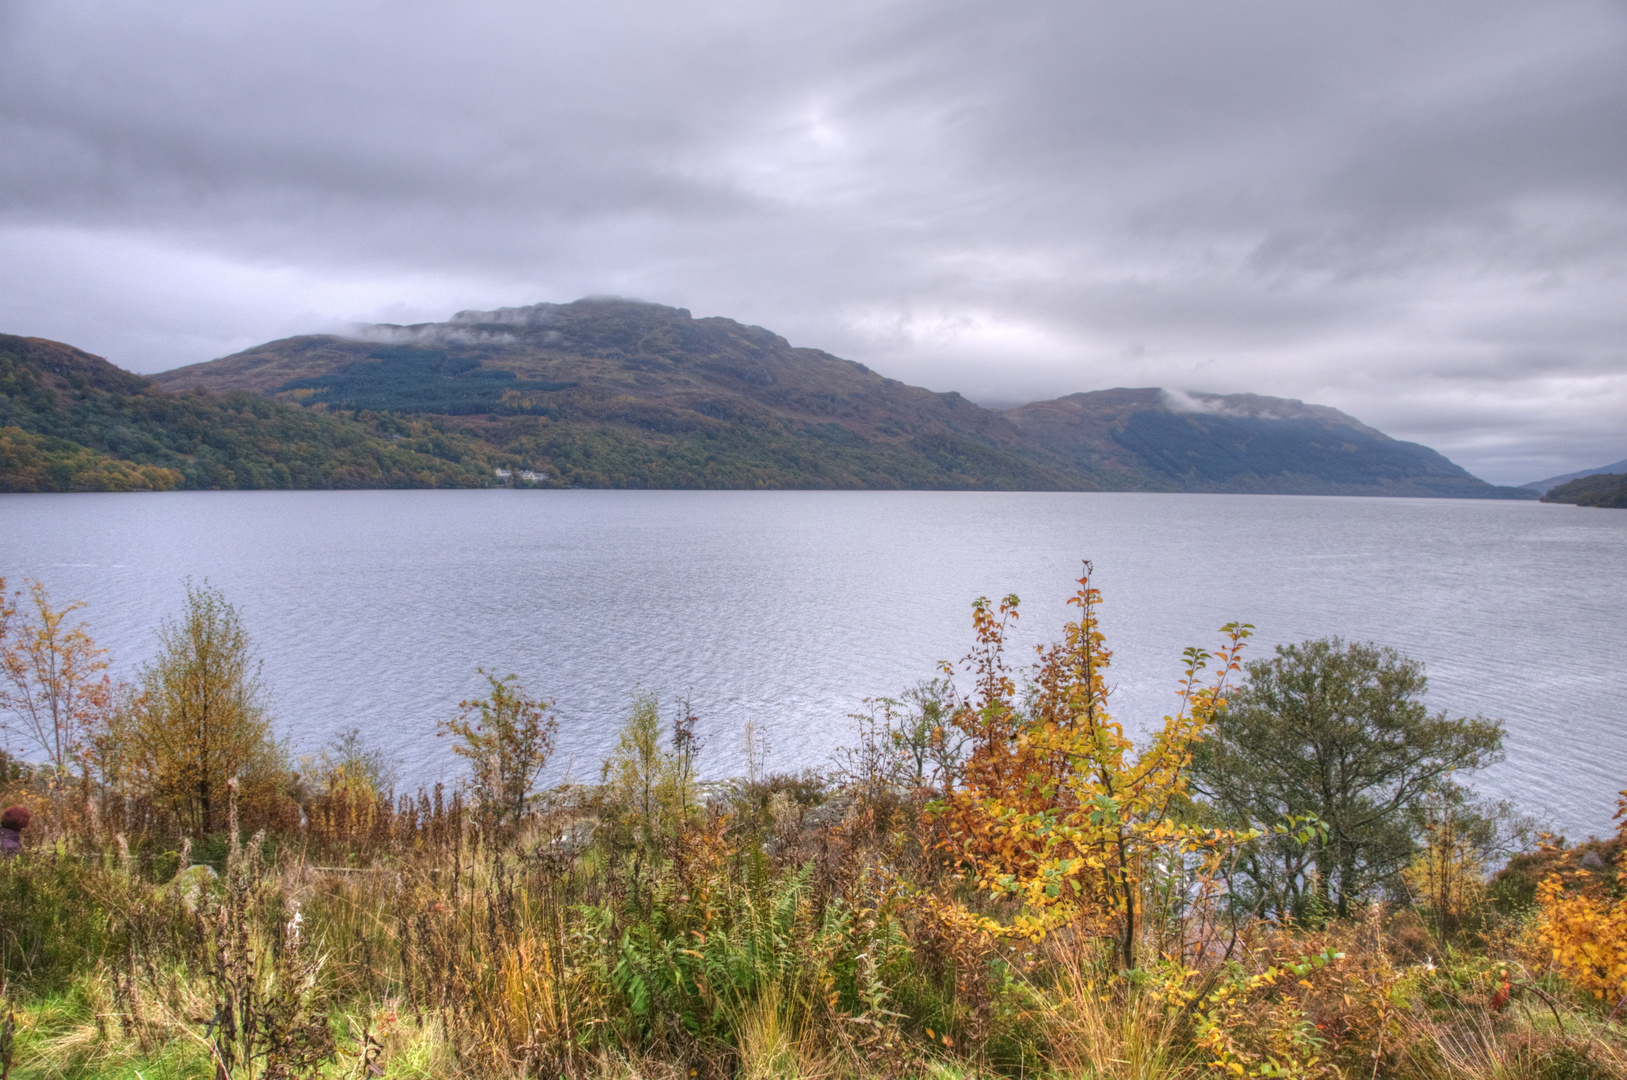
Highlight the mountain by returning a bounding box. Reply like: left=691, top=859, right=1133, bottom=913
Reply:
left=0, top=334, right=513, bottom=492
left=150, top=297, right=1531, bottom=497
left=999, top=387, right=1521, bottom=497
left=1522, top=458, right=1627, bottom=495
left=1541, top=473, right=1627, bottom=509
left=152, top=299, right=1075, bottom=490
left=6, top=298, right=1532, bottom=496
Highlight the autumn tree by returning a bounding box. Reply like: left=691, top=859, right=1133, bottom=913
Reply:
left=306, top=727, right=398, bottom=798
left=1538, top=791, right=1627, bottom=1004
left=935, top=565, right=1254, bottom=967
left=439, top=669, right=557, bottom=828
left=132, top=582, right=284, bottom=836
left=0, top=577, right=116, bottom=793
left=1190, top=638, right=1504, bottom=919
left=1402, top=786, right=1531, bottom=940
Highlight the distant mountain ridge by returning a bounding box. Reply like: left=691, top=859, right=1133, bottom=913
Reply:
left=152, top=297, right=1529, bottom=497
left=1541, top=473, right=1627, bottom=509
left=1523, top=457, right=1627, bottom=495
left=5, top=298, right=1532, bottom=496
left=997, top=386, right=1507, bottom=497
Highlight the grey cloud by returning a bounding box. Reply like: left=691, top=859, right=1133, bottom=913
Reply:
left=1, top=0, right=1623, bottom=484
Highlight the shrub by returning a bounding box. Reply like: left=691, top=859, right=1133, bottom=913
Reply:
left=438, top=669, right=557, bottom=830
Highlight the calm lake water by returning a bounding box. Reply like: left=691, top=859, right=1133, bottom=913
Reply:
left=1, top=490, right=1622, bottom=836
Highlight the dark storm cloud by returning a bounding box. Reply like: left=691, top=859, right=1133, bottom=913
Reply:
left=1, top=0, right=1623, bottom=482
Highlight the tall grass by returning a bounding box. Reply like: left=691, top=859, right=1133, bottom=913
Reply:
left=0, top=768, right=1623, bottom=1079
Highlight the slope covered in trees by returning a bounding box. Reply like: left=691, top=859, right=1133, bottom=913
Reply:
left=0, top=334, right=508, bottom=491
left=155, top=301, right=1080, bottom=490
left=151, top=297, right=1536, bottom=497
left=1523, top=457, right=1627, bottom=494
left=2, top=303, right=1540, bottom=496
left=1000, top=386, right=1521, bottom=497
left=1542, top=472, right=1627, bottom=508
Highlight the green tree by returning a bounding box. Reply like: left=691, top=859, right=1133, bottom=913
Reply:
left=838, top=677, right=964, bottom=797
left=439, top=670, right=557, bottom=828
left=132, top=582, right=284, bottom=836
left=602, top=690, right=698, bottom=851
left=1190, top=637, right=1504, bottom=919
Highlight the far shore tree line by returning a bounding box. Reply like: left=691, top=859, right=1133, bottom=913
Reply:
left=3, top=568, right=1627, bottom=1079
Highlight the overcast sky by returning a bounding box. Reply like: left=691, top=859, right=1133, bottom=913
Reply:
left=2, top=0, right=1623, bottom=484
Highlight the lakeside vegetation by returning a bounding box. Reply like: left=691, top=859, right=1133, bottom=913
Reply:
left=1, top=571, right=1625, bottom=1079
left=1541, top=473, right=1627, bottom=509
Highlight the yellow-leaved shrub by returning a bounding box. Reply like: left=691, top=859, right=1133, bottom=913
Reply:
left=1538, top=792, right=1627, bottom=1002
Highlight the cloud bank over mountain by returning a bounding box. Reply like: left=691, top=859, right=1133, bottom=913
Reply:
left=1, top=0, right=1623, bottom=484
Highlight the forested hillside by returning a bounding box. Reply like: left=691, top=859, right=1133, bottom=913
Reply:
left=1542, top=472, right=1627, bottom=508
left=151, top=297, right=1535, bottom=497
left=1000, top=386, right=1523, bottom=498
left=155, top=301, right=1081, bottom=490
left=0, top=334, right=507, bottom=492
left=1, top=301, right=1540, bottom=496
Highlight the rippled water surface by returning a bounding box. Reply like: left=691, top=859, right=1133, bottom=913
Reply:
left=2, top=490, right=1622, bottom=836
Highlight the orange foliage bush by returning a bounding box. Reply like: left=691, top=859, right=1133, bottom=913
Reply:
left=932, top=565, right=1257, bottom=966
left=1537, top=792, right=1627, bottom=1005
